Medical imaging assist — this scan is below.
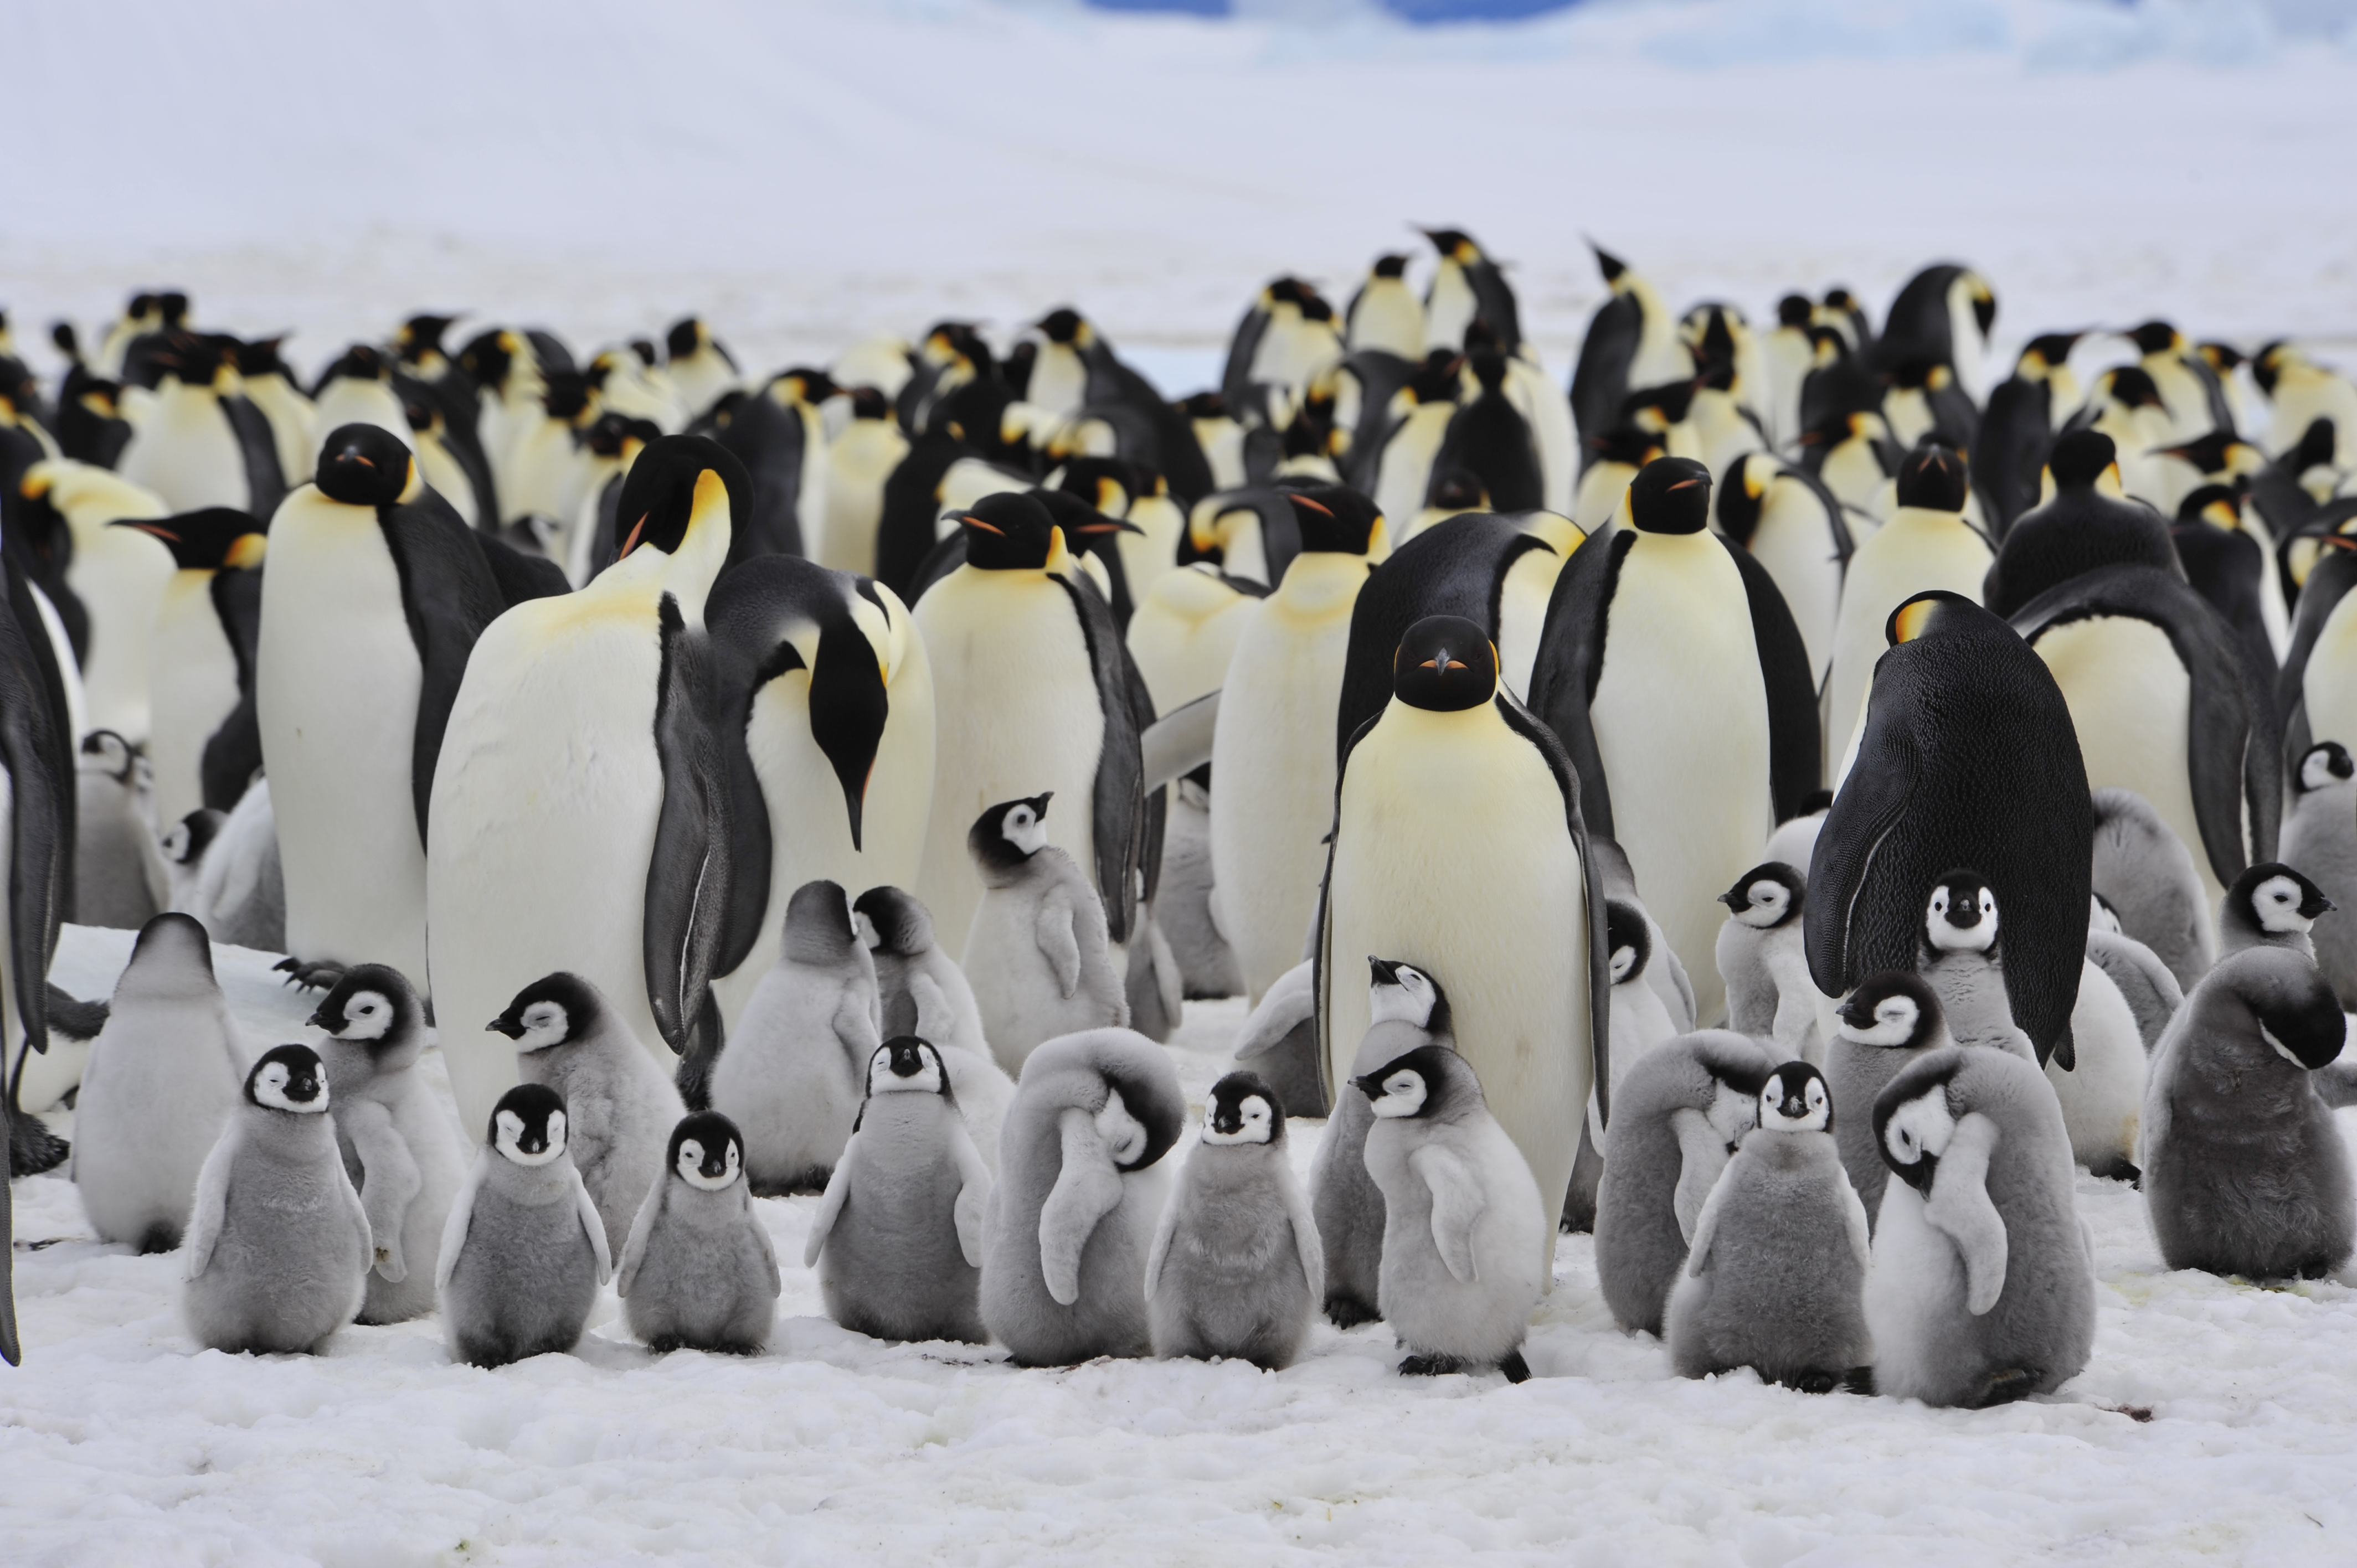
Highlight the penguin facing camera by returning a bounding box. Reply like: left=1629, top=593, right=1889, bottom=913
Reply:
left=1146, top=1071, right=1321, bottom=1370
left=1825, top=973, right=1952, bottom=1227
left=1916, top=870, right=2036, bottom=1060
left=855, top=885, right=1016, bottom=1173
left=1665, top=1062, right=1873, bottom=1394
left=618, top=1111, right=781, bottom=1354
left=438, top=1082, right=613, bottom=1369
left=182, top=1045, right=372, bottom=1355
left=962, top=793, right=1129, bottom=1074
left=806, top=1038, right=992, bottom=1345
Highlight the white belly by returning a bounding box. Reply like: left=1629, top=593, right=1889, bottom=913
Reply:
left=1747, top=479, right=1845, bottom=690
left=312, top=381, right=415, bottom=447
left=1125, top=568, right=1254, bottom=715
left=149, top=575, right=243, bottom=828
left=1589, top=534, right=1772, bottom=1020
left=1825, top=510, right=1991, bottom=770
left=910, top=569, right=1104, bottom=955
left=120, top=387, right=245, bottom=512
left=66, top=526, right=176, bottom=745
left=2303, top=587, right=2357, bottom=762
left=1373, top=406, right=1452, bottom=528
left=256, top=494, right=429, bottom=980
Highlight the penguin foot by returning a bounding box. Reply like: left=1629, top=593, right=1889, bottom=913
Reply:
left=1842, top=1366, right=1877, bottom=1397
left=1966, top=1368, right=2041, bottom=1409
left=1324, top=1295, right=1380, bottom=1329
left=1498, top=1350, right=1532, bottom=1384
left=272, top=956, right=347, bottom=992
left=2087, top=1156, right=2140, bottom=1184
left=8, top=1112, right=68, bottom=1177
left=1397, top=1353, right=1467, bottom=1378
left=1782, top=1369, right=1842, bottom=1396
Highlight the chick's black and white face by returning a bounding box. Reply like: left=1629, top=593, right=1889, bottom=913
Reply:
left=676, top=1136, right=742, bottom=1191
left=511, top=1001, right=570, bottom=1053
left=1736, top=879, right=1792, bottom=929
left=868, top=1040, right=944, bottom=1096
left=1880, top=1090, right=1955, bottom=1193
left=1097, top=1087, right=1149, bottom=1167
left=1202, top=1092, right=1274, bottom=1146
left=1609, top=943, right=1640, bottom=984
left=1759, top=1067, right=1830, bottom=1133
left=331, top=989, right=393, bottom=1043
left=1367, top=1067, right=1428, bottom=1120
left=1925, top=881, right=1998, bottom=952
left=2299, top=744, right=2351, bottom=793
left=1841, top=992, right=1921, bottom=1048
left=251, top=1058, right=327, bottom=1113
left=2252, top=874, right=2316, bottom=935
left=1368, top=962, right=1437, bottom=1027
left=496, top=1107, right=566, bottom=1165
left=1001, top=802, right=1047, bottom=856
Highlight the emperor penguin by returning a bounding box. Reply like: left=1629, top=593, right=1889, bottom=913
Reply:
left=1875, top=265, right=1998, bottom=400
left=136, top=507, right=266, bottom=831
left=490, top=972, right=687, bottom=1259
left=2089, top=785, right=2215, bottom=991
left=428, top=436, right=747, bottom=1135
left=617, top=1111, right=781, bottom=1354
left=2254, top=342, right=2357, bottom=462
left=707, top=879, right=882, bottom=1193
left=2218, top=862, right=2335, bottom=962
left=963, top=794, right=1129, bottom=1073
left=2280, top=742, right=2357, bottom=1004
left=1865, top=1046, right=2097, bottom=1407
left=307, top=964, right=469, bottom=1325
left=259, top=424, right=518, bottom=990
left=117, top=333, right=285, bottom=517
left=232, top=338, right=316, bottom=490
left=1974, top=334, right=2086, bottom=538
left=1916, top=871, right=2037, bottom=1059
left=2142, top=946, right=2350, bottom=1278
left=663, top=317, right=741, bottom=425
left=910, top=491, right=1155, bottom=961
left=1716, top=452, right=1853, bottom=697
left=1370, top=353, right=1464, bottom=529
left=1419, top=229, right=1522, bottom=356
left=855, top=885, right=1013, bottom=1169
left=1311, top=956, right=1451, bottom=1327
left=1758, top=296, right=1816, bottom=451
left=1824, top=443, right=1993, bottom=768
left=2170, top=487, right=2278, bottom=682
left=1346, top=255, right=1425, bottom=360
left=1713, top=863, right=1820, bottom=1065
left=1569, top=244, right=1692, bottom=452
left=716, top=367, right=835, bottom=563
left=1530, top=456, right=1821, bottom=1020
left=181, top=1045, right=372, bottom=1355
left=2124, top=321, right=2233, bottom=443
left=1210, top=487, right=1385, bottom=1002
left=806, top=1036, right=992, bottom=1344
left=2011, top=560, right=2277, bottom=910
left=71, top=913, right=246, bottom=1253
left=1124, top=561, right=1262, bottom=719
left=1563, top=894, right=1689, bottom=1234
left=1145, top=1070, right=1321, bottom=1369
left=75, top=731, right=164, bottom=930
left=809, top=1041, right=994, bottom=1341
left=2085, top=896, right=2184, bottom=1052
left=1982, top=431, right=2180, bottom=619
left=1824, top=972, right=1952, bottom=1226
left=18, top=460, right=174, bottom=745
left=2050, top=950, right=2149, bottom=1182
left=1665, top=1061, right=1873, bottom=1392
left=701, top=553, right=933, bottom=1030
left=1593, top=1030, right=1776, bottom=1335
left=436, top=1082, right=612, bottom=1368
left=1355, top=1044, right=1545, bottom=1381
left=1318, top=616, right=1608, bottom=1271
left=308, top=345, right=415, bottom=447
left=820, top=387, right=909, bottom=575
left=1807, top=592, right=2091, bottom=1066
left=979, top=1027, right=1184, bottom=1366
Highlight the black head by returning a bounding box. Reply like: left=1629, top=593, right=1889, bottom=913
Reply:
left=1424, top=228, right=1478, bottom=261
left=488, top=1082, right=568, bottom=1159
left=1056, top=457, right=1138, bottom=517
left=2298, top=741, right=2355, bottom=795
left=394, top=313, right=458, bottom=362
left=1037, top=308, right=1084, bottom=345
left=246, top=1043, right=328, bottom=1115
left=486, top=971, right=601, bottom=1052
left=1923, top=869, right=1999, bottom=953
left=783, top=878, right=860, bottom=962
left=233, top=336, right=290, bottom=378
left=542, top=372, right=591, bottom=421
left=611, top=434, right=752, bottom=559
left=770, top=367, right=840, bottom=406
left=315, top=424, right=418, bottom=508
left=112, top=507, right=267, bottom=571
left=664, top=318, right=704, bottom=360
left=1281, top=483, right=1383, bottom=555
left=316, top=343, right=389, bottom=389
left=1776, top=294, right=1813, bottom=329
left=667, top=1110, right=746, bottom=1188
left=2046, top=429, right=2118, bottom=491
left=457, top=328, right=513, bottom=387
left=1837, top=971, right=1942, bottom=1049
left=952, top=490, right=1062, bottom=571
left=847, top=386, right=890, bottom=421
left=2022, top=332, right=2084, bottom=370
left=1203, top=1070, right=1284, bottom=1146
left=1428, top=469, right=1485, bottom=509
left=1035, top=489, right=1144, bottom=564
left=1896, top=441, right=1969, bottom=512
left=853, top=885, right=934, bottom=956
left=2292, top=416, right=2338, bottom=472
left=1179, top=391, right=1229, bottom=421
left=1604, top=899, right=1651, bottom=986
left=1371, top=254, right=1410, bottom=280
left=2229, top=862, right=2336, bottom=935
left=161, top=809, right=225, bottom=867
left=2199, top=341, right=2246, bottom=373
left=306, top=962, right=421, bottom=1046
left=1758, top=1060, right=1832, bottom=1133
left=2175, top=484, right=2242, bottom=525
left=969, top=792, right=1053, bottom=874
left=873, top=1035, right=951, bottom=1092
left=1407, top=350, right=1464, bottom=405
left=1588, top=241, right=1627, bottom=283
left=1367, top=956, right=1452, bottom=1036
left=1352, top=1043, right=1470, bottom=1121
left=1392, top=615, right=1497, bottom=712
left=1627, top=456, right=1712, bottom=534
left=1717, top=862, right=1804, bottom=929
left=1588, top=426, right=1665, bottom=470
left=2126, top=321, right=2181, bottom=357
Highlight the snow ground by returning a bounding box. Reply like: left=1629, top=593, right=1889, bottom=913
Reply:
left=8, top=925, right=2357, bottom=1566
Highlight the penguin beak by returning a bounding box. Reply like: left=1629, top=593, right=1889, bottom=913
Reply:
left=1368, top=956, right=1398, bottom=985
left=1837, top=995, right=1876, bottom=1030
left=304, top=1007, right=331, bottom=1031
left=1074, top=517, right=1146, bottom=537
left=1895, top=1152, right=1938, bottom=1195
left=1350, top=1074, right=1383, bottom=1101
left=1716, top=890, right=1744, bottom=910
left=486, top=1014, right=524, bottom=1039
left=808, top=623, right=892, bottom=854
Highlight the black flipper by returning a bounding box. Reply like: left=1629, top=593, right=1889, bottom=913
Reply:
left=377, top=492, right=512, bottom=846
left=643, top=595, right=733, bottom=1058
left=222, top=394, right=287, bottom=519
left=1803, top=709, right=1919, bottom=1000
left=1720, top=536, right=1825, bottom=821
left=475, top=530, right=571, bottom=605
left=1568, top=293, right=1640, bottom=457
left=1053, top=569, right=1147, bottom=944
left=198, top=565, right=264, bottom=812
left=1524, top=527, right=1636, bottom=841
left=1, top=553, right=68, bottom=1232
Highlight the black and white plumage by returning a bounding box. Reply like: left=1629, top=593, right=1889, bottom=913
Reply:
left=855, top=885, right=1015, bottom=1172
left=1713, top=863, right=1819, bottom=1065
left=2281, top=743, right=2357, bottom=1007
left=1824, top=972, right=1952, bottom=1229
left=1915, top=870, right=2036, bottom=1060
left=963, top=794, right=1128, bottom=1073
left=2217, top=862, right=2335, bottom=962
left=617, top=1111, right=780, bottom=1354
left=437, top=1082, right=612, bottom=1369
left=1146, top=1071, right=1320, bottom=1369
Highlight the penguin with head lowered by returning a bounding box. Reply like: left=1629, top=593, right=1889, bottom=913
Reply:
left=1319, top=616, right=1608, bottom=1274
left=1983, top=430, right=2181, bottom=619
left=1529, top=456, right=1821, bottom=1022
left=260, top=425, right=545, bottom=992
left=428, top=437, right=747, bottom=1135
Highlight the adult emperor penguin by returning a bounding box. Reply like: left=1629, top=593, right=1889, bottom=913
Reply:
left=1716, top=452, right=1852, bottom=697
left=1319, top=615, right=1607, bottom=1267
left=1875, top=265, right=1998, bottom=397
left=1866, top=1046, right=2097, bottom=1407
left=1529, top=457, right=1820, bottom=1020
left=1824, top=443, right=1993, bottom=768
left=2011, top=561, right=2278, bottom=909
left=909, top=489, right=1154, bottom=958
left=1569, top=244, right=1692, bottom=451
left=701, top=553, right=933, bottom=1029
left=259, top=425, right=522, bottom=990
left=1347, top=255, right=1425, bottom=360
left=2281, top=742, right=2357, bottom=1005
left=820, top=387, right=909, bottom=575
left=2142, top=947, right=2351, bottom=1278
left=716, top=367, right=834, bottom=563
left=428, top=436, right=747, bottom=1135
left=309, top=345, right=415, bottom=448
left=117, top=333, right=285, bottom=517
left=135, top=507, right=266, bottom=829
left=18, top=461, right=174, bottom=745
left=664, top=317, right=741, bottom=425
left=617, top=1110, right=781, bottom=1354
left=1419, top=229, right=1522, bottom=355
left=1209, top=487, right=1383, bottom=1002
left=1982, top=431, right=2181, bottom=619
left=1808, top=592, right=2091, bottom=1065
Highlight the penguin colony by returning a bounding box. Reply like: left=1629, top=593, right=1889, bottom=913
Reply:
left=0, top=239, right=2349, bottom=1418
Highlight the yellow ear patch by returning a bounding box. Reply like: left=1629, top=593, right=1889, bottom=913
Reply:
left=227, top=534, right=269, bottom=570
left=1892, top=599, right=1938, bottom=644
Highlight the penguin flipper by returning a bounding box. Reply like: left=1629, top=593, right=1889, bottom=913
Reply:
left=181, top=1132, right=237, bottom=1284
left=1280, top=1166, right=1325, bottom=1304
left=1718, top=537, right=1824, bottom=819
left=1142, top=1173, right=1180, bottom=1303
left=1682, top=1164, right=1733, bottom=1278
left=569, top=1163, right=614, bottom=1286
left=0, top=1150, right=14, bottom=1364
left=616, top=1178, right=663, bottom=1298
left=379, top=494, right=512, bottom=845
left=1841, top=1172, right=1872, bottom=1272
left=1669, top=1108, right=1733, bottom=1246
left=950, top=1126, right=991, bottom=1271
left=1052, top=572, right=1147, bottom=944
left=335, top=1145, right=375, bottom=1277
left=1569, top=293, right=1641, bottom=448
left=1525, top=528, right=1633, bottom=843
left=804, top=1143, right=853, bottom=1270
left=1409, top=1143, right=1485, bottom=1286
left=1036, top=886, right=1084, bottom=1000
left=1803, top=714, right=1919, bottom=999
left=434, top=1154, right=490, bottom=1301
left=1039, top=1106, right=1124, bottom=1307
left=643, top=598, right=732, bottom=1056
left=1923, top=1112, right=2007, bottom=1316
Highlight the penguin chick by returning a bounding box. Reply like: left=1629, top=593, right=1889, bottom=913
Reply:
left=805, top=1038, right=992, bottom=1344
left=2281, top=743, right=2357, bottom=1008
left=75, top=730, right=163, bottom=929
left=2217, top=862, right=2335, bottom=963
left=618, top=1111, right=781, bottom=1354
left=1916, top=870, right=2037, bottom=1061
left=181, top=1045, right=372, bottom=1354
left=2091, top=786, right=2214, bottom=991
left=1665, top=1062, right=1872, bottom=1392
left=75, top=913, right=246, bottom=1254
left=1865, top=1046, right=2097, bottom=1409
left=1825, top=972, right=1952, bottom=1227
left=489, top=972, right=685, bottom=1258
left=962, top=794, right=1129, bottom=1074
left=437, top=1082, right=613, bottom=1368
left=1714, top=863, right=1820, bottom=1064
left=309, top=964, right=468, bottom=1324
left=1228, top=957, right=1325, bottom=1120
left=1565, top=899, right=1683, bottom=1233
left=1593, top=1030, right=1778, bottom=1335
left=2049, top=955, right=2149, bottom=1182
left=2142, top=946, right=2351, bottom=1279
left=2083, top=895, right=2184, bottom=1053
left=855, top=884, right=1015, bottom=1173
left=1356, top=1045, right=1546, bottom=1381
left=710, top=880, right=883, bottom=1195
left=1311, top=957, right=1453, bottom=1328
left=979, top=1028, right=1184, bottom=1366
left=1146, top=1071, right=1321, bottom=1369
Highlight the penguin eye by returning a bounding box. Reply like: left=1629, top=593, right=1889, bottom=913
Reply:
left=679, top=1139, right=703, bottom=1167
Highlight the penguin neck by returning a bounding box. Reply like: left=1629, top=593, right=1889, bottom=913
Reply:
left=1883, top=505, right=1973, bottom=536
left=1273, top=550, right=1372, bottom=616
left=1627, top=523, right=1720, bottom=561
left=1378, top=693, right=1500, bottom=741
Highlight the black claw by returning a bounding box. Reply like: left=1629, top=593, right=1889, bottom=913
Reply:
left=1324, top=1296, right=1380, bottom=1329
left=1398, top=1353, right=1465, bottom=1378
left=8, top=1113, right=69, bottom=1177
left=1499, top=1350, right=1532, bottom=1384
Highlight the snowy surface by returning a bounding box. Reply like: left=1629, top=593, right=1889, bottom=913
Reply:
left=6, top=926, right=2357, bottom=1564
